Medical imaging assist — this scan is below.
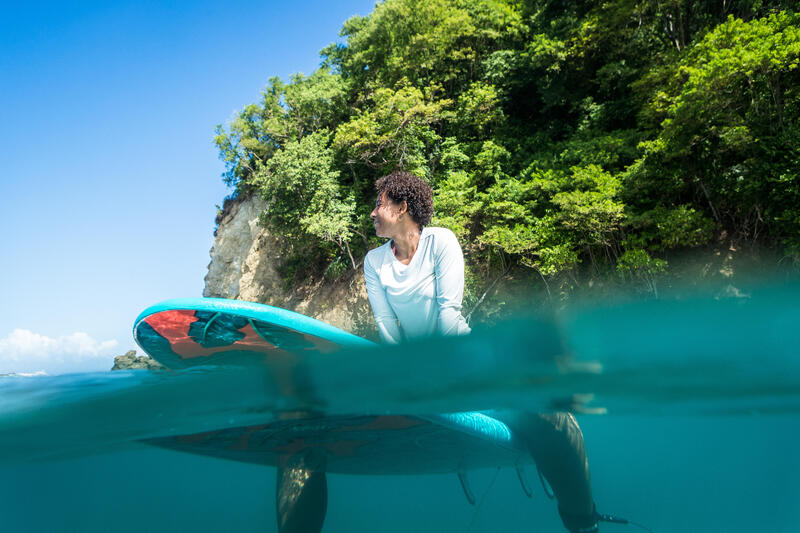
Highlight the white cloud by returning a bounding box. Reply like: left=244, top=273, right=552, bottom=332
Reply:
left=0, top=329, right=119, bottom=374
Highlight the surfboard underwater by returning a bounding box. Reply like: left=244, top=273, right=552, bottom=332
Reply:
left=133, top=298, right=535, bottom=475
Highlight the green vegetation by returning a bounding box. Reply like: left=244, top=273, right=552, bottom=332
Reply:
left=215, top=0, right=800, bottom=319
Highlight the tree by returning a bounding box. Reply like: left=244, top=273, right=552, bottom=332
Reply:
left=253, top=131, right=360, bottom=269
left=333, top=83, right=448, bottom=177
left=627, top=12, right=800, bottom=249
left=215, top=69, right=346, bottom=190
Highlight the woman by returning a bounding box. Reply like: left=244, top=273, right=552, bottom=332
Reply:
left=277, top=171, right=599, bottom=533
left=364, top=170, right=471, bottom=343
left=363, top=171, right=600, bottom=533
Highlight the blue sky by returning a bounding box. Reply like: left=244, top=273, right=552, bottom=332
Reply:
left=0, top=0, right=377, bottom=374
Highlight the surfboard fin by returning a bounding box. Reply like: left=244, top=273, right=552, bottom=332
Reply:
left=515, top=466, right=533, bottom=498
left=457, top=471, right=476, bottom=506
left=536, top=465, right=555, bottom=499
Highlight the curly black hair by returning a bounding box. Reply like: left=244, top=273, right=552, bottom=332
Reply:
left=375, top=171, right=434, bottom=227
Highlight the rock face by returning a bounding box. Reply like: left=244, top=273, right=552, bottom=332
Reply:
left=111, top=350, right=165, bottom=371
left=204, top=195, right=287, bottom=303
left=204, top=194, right=375, bottom=337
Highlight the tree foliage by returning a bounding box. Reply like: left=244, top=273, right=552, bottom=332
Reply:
left=628, top=12, right=800, bottom=250
left=216, top=0, right=800, bottom=301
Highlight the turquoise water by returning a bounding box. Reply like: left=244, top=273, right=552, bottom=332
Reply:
left=2, top=283, right=800, bottom=531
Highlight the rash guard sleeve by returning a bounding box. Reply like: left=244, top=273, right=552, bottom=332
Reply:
left=364, top=252, right=404, bottom=344
left=434, top=230, right=471, bottom=336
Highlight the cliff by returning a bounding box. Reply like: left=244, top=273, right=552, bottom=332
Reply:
left=203, top=194, right=375, bottom=337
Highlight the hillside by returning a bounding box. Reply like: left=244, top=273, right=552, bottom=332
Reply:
left=211, top=0, right=800, bottom=326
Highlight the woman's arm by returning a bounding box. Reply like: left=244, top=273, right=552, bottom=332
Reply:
left=364, top=253, right=404, bottom=344
left=433, top=229, right=471, bottom=336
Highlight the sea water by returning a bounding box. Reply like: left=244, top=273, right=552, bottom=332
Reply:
left=2, top=283, right=799, bottom=532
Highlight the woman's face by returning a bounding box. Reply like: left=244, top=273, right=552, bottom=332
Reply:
left=371, top=192, right=404, bottom=238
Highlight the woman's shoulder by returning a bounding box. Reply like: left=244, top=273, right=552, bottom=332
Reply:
left=423, top=227, right=460, bottom=248
left=365, top=240, right=393, bottom=269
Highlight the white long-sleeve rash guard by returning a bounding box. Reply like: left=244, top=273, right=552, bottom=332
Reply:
left=364, top=226, right=472, bottom=344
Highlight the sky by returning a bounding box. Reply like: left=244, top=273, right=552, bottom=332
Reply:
left=0, top=0, right=377, bottom=374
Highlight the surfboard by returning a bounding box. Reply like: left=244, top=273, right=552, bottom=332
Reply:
left=133, top=298, right=535, bottom=474
left=133, top=297, right=375, bottom=369
left=143, top=412, right=533, bottom=474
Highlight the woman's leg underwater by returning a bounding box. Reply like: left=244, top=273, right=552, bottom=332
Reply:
left=500, top=411, right=598, bottom=533
left=529, top=412, right=597, bottom=532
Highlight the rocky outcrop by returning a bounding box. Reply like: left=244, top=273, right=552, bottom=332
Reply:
left=204, top=194, right=374, bottom=336
left=204, top=195, right=288, bottom=303
left=111, top=350, right=165, bottom=371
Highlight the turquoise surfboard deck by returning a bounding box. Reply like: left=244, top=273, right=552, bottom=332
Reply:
left=133, top=298, right=534, bottom=474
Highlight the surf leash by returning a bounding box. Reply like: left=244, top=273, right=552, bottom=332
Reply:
left=466, top=467, right=501, bottom=533
left=596, top=512, right=655, bottom=533
left=535, top=464, right=654, bottom=533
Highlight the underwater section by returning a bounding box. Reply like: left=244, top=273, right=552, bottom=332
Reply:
left=1, top=281, right=800, bottom=531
